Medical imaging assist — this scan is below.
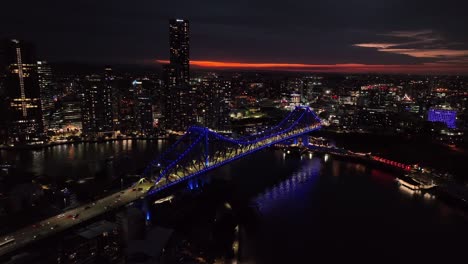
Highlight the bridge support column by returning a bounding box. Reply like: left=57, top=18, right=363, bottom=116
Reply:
left=205, top=128, right=209, bottom=167
left=302, top=134, right=309, bottom=146
left=142, top=197, right=151, bottom=226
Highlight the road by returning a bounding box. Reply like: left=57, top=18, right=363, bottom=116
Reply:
left=0, top=182, right=154, bottom=257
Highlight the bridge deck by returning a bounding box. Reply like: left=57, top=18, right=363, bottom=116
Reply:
left=0, top=182, right=153, bottom=257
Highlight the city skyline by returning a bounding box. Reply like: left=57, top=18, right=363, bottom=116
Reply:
left=1, top=3, right=468, bottom=263
left=2, top=0, right=468, bottom=74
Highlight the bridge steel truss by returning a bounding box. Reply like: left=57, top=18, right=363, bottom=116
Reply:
left=144, top=106, right=321, bottom=195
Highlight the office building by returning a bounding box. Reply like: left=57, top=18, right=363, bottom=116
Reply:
left=2, top=39, right=43, bottom=144
left=198, top=76, right=231, bottom=131
left=169, top=18, right=190, bottom=84
left=133, top=80, right=154, bottom=135
left=162, top=66, right=195, bottom=131
left=37, top=60, right=55, bottom=131
left=81, top=73, right=114, bottom=135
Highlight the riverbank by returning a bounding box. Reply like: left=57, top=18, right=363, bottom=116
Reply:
left=316, top=130, right=468, bottom=183
left=0, top=136, right=170, bottom=151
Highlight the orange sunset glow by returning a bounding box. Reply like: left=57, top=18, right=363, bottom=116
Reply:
left=156, top=59, right=468, bottom=73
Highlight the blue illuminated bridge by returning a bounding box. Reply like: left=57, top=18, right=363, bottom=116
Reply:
left=143, top=106, right=321, bottom=195
left=0, top=106, right=321, bottom=258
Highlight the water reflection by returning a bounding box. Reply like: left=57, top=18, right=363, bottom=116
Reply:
left=254, top=158, right=321, bottom=214
left=0, top=139, right=169, bottom=184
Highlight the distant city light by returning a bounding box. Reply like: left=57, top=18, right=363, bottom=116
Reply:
left=428, top=108, right=457, bottom=129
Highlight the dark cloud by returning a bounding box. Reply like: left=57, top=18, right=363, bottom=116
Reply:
left=1, top=0, right=467, bottom=69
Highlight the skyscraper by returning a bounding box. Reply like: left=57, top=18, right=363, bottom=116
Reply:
left=199, top=75, right=231, bottom=131
left=162, top=19, right=194, bottom=132
left=37, top=60, right=55, bottom=131
left=169, top=19, right=190, bottom=84
left=2, top=39, right=43, bottom=144
left=162, top=65, right=194, bottom=132
left=133, top=80, right=154, bottom=135
left=81, top=72, right=113, bottom=136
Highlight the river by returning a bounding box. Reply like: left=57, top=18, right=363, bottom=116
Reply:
left=1, top=137, right=467, bottom=263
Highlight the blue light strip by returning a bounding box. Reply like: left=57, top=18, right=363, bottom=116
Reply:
left=147, top=125, right=321, bottom=196
left=145, top=106, right=322, bottom=191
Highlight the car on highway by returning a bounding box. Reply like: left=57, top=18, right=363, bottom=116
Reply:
left=72, top=213, right=79, bottom=220
left=50, top=224, right=59, bottom=230
left=1, top=237, right=15, bottom=247
left=57, top=214, right=65, bottom=219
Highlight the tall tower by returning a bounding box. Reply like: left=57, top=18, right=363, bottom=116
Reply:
left=2, top=39, right=43, bottom=144
left=163, top=19, right=194, bottom=132
left=169, top=19, right=190, bottom=84
left=81, top=71, right=114, bottom=136
left=37, top=60, right=55, bottom=131
left=133, top=80, right=154, bottom=135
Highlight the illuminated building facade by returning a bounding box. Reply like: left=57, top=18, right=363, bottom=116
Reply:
left=2, top=39, right=44, bottom=144
left=61, top=96, right=82, bottom=133
left=162, top=19, right=195, bottom=132
left=133, top=80, right=154, bottom=135
left=428, top=108, right=457, bottom=129
left=82, top=74, right=114, bottom=135
left=197, top=76, right=231, bottom=131
left=169, top=18, right=190, bottom=84
left=37, top=60, right=55, bottom=131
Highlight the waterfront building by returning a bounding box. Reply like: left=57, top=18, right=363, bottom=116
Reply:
left=81, top=73, right=114, bottom=136
left=162, top=19, right=195, bottom=132
left=427, top=108, right=457, bottom=129
left=2, top=39, right=43, bottom=144
left=37, top=60, right=55, bottom=132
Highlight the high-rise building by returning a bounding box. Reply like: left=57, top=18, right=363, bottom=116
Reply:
left=61, top=96, right=82, bottom=133
left=81, top=73, right=113, bottom=136
left=116, top=80, right=137, bottom=135
left=198, top=75, right=231, bottom=131
left=37, top=60, right=55, bottom=131
left=162, top=19, right=194, bottom=132
left=162, top=64, right=195, bottom=131
left=169, top=19, right=190, bottom=84
left=133, top=80, right=154, bottom=135
left=0, top=46, right=8, bottom=144
left=2, top=39, right=43, bottom=144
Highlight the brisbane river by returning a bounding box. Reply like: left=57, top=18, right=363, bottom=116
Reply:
left=1, top=136, right=468, bottom=263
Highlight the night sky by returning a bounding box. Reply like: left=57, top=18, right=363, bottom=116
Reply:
left=2, top=0, right=468, bottom=73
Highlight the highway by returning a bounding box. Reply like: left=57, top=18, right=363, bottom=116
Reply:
left=0, top=182, right=154, bottom=257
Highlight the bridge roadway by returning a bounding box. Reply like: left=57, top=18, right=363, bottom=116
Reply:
left=0, top=182, right=153, bottom=257
left=0, top=123, right=320, bottom=258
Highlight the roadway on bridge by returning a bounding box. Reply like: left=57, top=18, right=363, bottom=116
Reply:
left=0, top=182, right=154, bottom=257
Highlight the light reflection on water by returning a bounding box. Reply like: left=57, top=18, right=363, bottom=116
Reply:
left=244, top=154, right=468, bottom=264
left=254, top=158, right=321, bottom=214
left=0, top=140, right=168, bottom=182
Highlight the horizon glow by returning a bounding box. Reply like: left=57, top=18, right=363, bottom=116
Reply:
left=156, top=60, right=468, bottom=74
